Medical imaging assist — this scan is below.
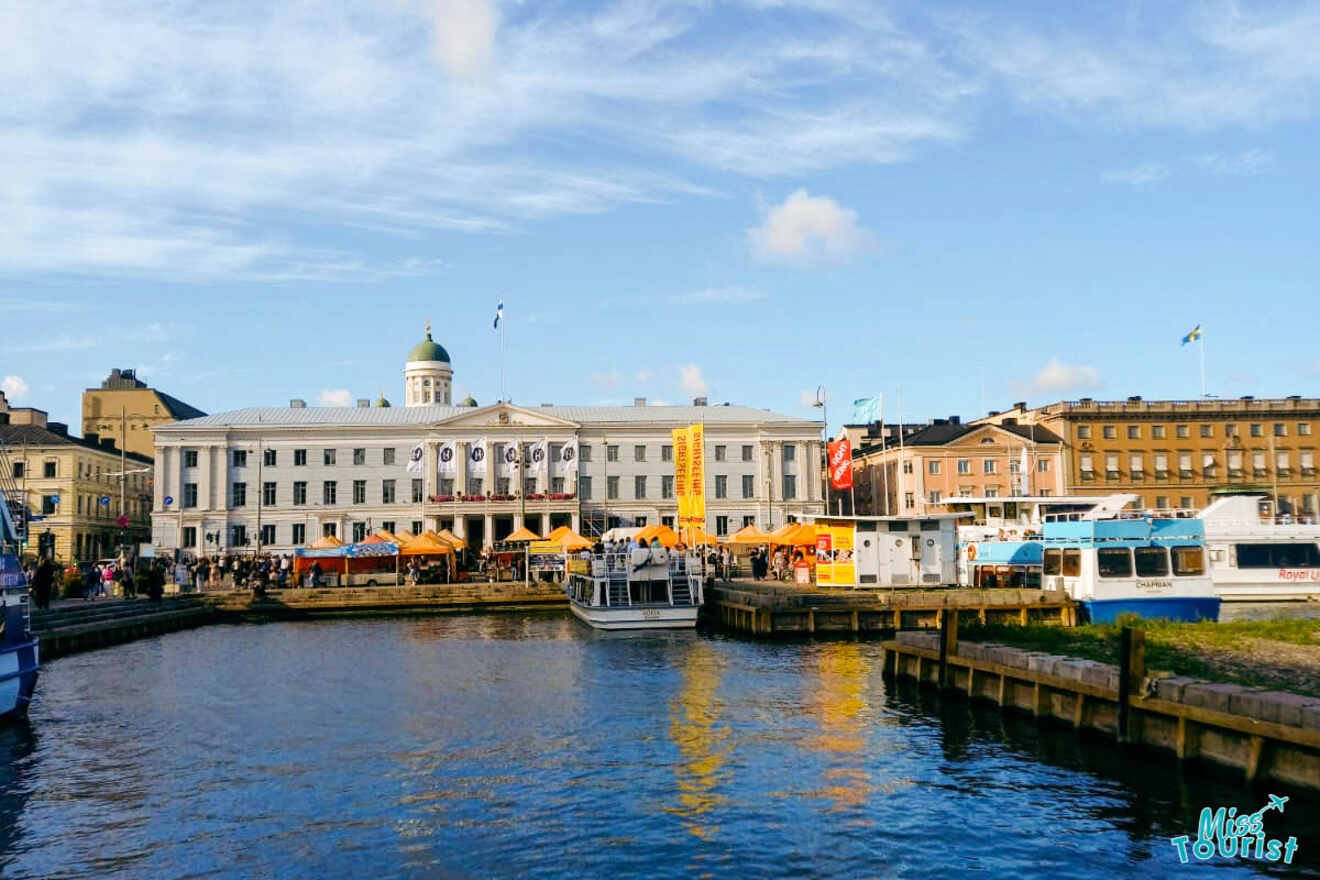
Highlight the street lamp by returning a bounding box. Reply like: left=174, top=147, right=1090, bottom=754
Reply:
left=813, top=386, right=829, bottom=516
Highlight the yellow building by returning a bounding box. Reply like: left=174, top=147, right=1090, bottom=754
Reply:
left=82, top=368, right=205, bottom=459
left=2, top=392, right=152, bottom=564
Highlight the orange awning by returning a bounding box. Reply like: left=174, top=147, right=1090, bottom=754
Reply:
left=399, top=534, right=455, bottom=555
left=504, top=526, right=542, bottom=543
left=769, top=523, right=815, bottom=546
left=728, top=524, right=772, bottom=545
left=557, top=530, right=593, bottom=551
left=435, top=528, right=467, bottom=550
left=309, top=535, right=345, bottom=549
left=544, top=525, right=571, bottom=542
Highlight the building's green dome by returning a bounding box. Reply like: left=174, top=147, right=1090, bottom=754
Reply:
left=407, top=322, right=450, bottom=363
left=460, top=395, right=478, bottom=407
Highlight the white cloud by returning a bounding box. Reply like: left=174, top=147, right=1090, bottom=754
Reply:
left=1101, top=163, right=1169, bottom=185
left=2, top=376, right=30, bottom=400
left=1029, top=358, right=1103, bottom=395
left=589, top=370, right=621, bottom=390
left=669, top=286, right=765, bottom=304
left=429, top=0, right=499, bottom=78
left=748, top=190, right=869, bottom=262
left=1194, top=149, right=1273, bottom=175
left=318, top=389, right=353, bottom=407
left=679, top=364, right=708, bottom=396
left=635, top=369, right=653, bottom=382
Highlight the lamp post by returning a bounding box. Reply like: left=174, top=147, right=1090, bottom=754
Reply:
left=813, top=386, right=830, bottom=516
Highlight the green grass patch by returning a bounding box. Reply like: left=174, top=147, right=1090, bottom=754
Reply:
left=958, top=615, right=1320, bottom=697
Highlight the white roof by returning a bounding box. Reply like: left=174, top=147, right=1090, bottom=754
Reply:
left=161, top=404, right=816, bottom=430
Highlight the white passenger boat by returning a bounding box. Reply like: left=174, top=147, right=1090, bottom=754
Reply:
left=565, top=548, right=703, bottom=630
left=0, top=456, right=40, bottom=721
left=1200, top=495, right=1320, bottom=602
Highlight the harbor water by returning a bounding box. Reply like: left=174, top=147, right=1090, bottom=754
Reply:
left=1, top=616, right=1316, bottom=879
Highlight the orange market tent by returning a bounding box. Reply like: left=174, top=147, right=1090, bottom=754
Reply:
left=728, top=524, right=772, bottom=546
left=678, top=527, right=719, bottom=547
left=391, top=531, right=416, bottom=546
left=400, top=533, right=455, bottom=556
left=544, top=525, right=571, bottom=542
left=769, top=523, right=815, bottom=546
left=309, top=534, right=345, bottom=550
left=360, top=533, right=391, bottom=544
left=636, top=524, right=680, bottom=547
left=555, top=529, right=593, bottom=552
left=435, top=528, right=467, bottom=550
left=373, top=529, right=406, bottom=545
left=504, top=526, right=541, bottom=543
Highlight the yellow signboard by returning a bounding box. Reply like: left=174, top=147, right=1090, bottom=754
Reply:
left=672, top=427, right=690, bottom=527
left=815, top=524, right=856, bottom=586
left=688, top=423, right=705, bottom=530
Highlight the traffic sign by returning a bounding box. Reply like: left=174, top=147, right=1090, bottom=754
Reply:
left=117, top=515, right=128, bottom=528
left=50, top=494, right=60, bottom=504
left=99, top=496, right=110, bottom=506
left=163, top=495, right=174, bottom=507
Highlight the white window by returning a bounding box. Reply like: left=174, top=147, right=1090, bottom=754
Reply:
left=928, top=490, right=941, bottom=504
left=1202, top=452, right=1216, bottom=469
left=956, top=459, right=971, bottom=475
left=983, top=459, right=997, bottom=474
left=1227, top=451, right=1242, bottom=471
left=1080, top=455, right=1094, bottom=472
left=902, top=461, right=913, bottom=475
left=928, top=460, right=941, bottom=475
left=1105, top=454, right=1119, bottom=472
left=1179, top=453, right=1192, bottom=472
left=1154, top=453, right=1169, bottom=472
left=1037, top=459, right=1050, bottom=472
left=1277, top=451, right=1290, bottom=470
left=1253, top=451, right=1267, bottom=470
left=1301, top=451, right=1314, bottom=470
left=984, top=487, right=999, bottom=498
left=1129, top=454, right=1143, bottom=473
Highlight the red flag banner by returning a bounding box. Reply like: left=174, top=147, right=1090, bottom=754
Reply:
left=828, top=435, right=853, bottom=490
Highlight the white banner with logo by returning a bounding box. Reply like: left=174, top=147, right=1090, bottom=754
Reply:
left=437, top=441, right=457, bottom=477
left=559, top=438, right=579, bottom=472
left=468, top=437, right=488, bottom=476
left=530, top=438, right=549, bottom=474
left=406, top=442, right=424, bottom=474
left=497, top=442, right=520, bottom=478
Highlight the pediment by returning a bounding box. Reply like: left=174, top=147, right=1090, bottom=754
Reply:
left=431, top=402, right=580, bottom=429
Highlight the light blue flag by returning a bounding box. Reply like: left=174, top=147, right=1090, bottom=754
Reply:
left=851, top=396, right=884, bottom=424
left=1181, top=324, right=1201, bottom=346
left=493, top=300, right=503, bottom=330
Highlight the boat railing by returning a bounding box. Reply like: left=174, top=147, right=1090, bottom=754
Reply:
left=574, top=550, right=703, bottom=607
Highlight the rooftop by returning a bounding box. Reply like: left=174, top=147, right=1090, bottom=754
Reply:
left=0, top=423, right=154, bottom=465
left=158, top=403, right=820, bottom=431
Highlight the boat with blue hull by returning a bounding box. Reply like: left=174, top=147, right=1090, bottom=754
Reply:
left=0, top=555, right=39, bottom=721
left=966, top=512, right=1219, bottom=624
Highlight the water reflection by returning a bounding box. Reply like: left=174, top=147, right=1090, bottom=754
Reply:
left=0, top=721, right=35, bottom=869
left=805, top=642, right=874, bottom=812
left=666, top=640, right=730, bottom=840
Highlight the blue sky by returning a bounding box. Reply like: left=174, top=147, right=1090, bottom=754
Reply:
left=3, top=0, right=1318, bottom=433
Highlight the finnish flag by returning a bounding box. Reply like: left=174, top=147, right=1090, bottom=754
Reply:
left=493, top=300, right=503, bottom=330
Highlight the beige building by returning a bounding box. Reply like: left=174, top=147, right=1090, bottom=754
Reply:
left=975, top=396, right=1320, bottom=516
left=850, top=416, right=1067, bottom=515
left=82, top=368, right=205, bottom=459
left=2, top=392, right=153, bottom=563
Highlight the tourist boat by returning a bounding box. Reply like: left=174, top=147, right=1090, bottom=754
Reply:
left=0, top=480, right=39, bottom=721
left=966, top=507, right=1219, bottom=623
left=1199, top=495, right=1320, bottom=602
left=565, top=547, right=703, bottom=630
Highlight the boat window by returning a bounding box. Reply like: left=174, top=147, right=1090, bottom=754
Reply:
left=1234, top=542, right=1320, bottom=568
left=1133, top=546, right=1169, bottom=577
left=1043, top=549, right=1061, bottom=576
left=1097, top=548, right=1132, bottom=578
left=1061, top=549, right=1081, bottom=577
left=1172, top=547, right=1206, bottom=576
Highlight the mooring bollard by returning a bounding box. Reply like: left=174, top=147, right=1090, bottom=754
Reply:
left=938, top=607, right=959, bottom=690
left=1117, top=627, right=1145, bottom=742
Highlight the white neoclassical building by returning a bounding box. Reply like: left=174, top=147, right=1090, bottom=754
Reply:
left=151, top=327, right=825, bottom=554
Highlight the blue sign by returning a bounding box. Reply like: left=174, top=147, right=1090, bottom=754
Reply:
left=98, top=496, right=111, bottom=506
left=49, top=495, right=60, bottom=504
left=163, top=496, right=174, bottom=507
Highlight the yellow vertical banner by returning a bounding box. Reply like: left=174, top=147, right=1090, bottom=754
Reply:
left=672, top=427, right=690, bottom=529
left=688, top=423, right=705, bottom=536
left=815, top=524, right=856, bottom=586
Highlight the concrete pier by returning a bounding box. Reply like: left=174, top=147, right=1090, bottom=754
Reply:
left=706, top=581, right=1077, bottom=636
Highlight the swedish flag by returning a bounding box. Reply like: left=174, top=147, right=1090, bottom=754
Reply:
left=1181, top=325, right=1202, bottom=346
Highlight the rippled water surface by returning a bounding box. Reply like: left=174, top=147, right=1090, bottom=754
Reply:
left=2, top=616, right=1317, bottom=879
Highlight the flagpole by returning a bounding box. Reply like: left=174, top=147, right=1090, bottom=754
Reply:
left=1199, top=334, right=1207, bottom=399
left=879, top=396, right=889, bottom=516
left=500, top=315, right=506, bottom=404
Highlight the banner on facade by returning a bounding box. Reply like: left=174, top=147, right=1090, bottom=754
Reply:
left=560, top=438, right=579, bottom=472
left=815, top=524, right=855, bottom=586
left=437, top=441, right=457, bottom=477
left=498, top=442, right=519, bottom=477
left=672, top=427, right=691, bottom=527
left=469, top=437, right=488, bottom=475
left=828, top=432, right=853, bottom=490
left=687, top=423, right=705, bottom=530
left=406, top=442, right=424, bottom=474
left=530, top=439, right=549, bottom=474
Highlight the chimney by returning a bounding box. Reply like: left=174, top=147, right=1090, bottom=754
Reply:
left=987, top=410, right=999, bottom=417
left=356, top=399, right=370, bottom=408
left=1079, top=397, right=1093, bottom=403
left=48, top=422, right=68, bottom=436
left=290, top=399, right=306, bottom=408
left=1127, top=395, right=1142, bottom=403
left=1014, top=401, right=1026, bottom=411
left=85, top=432, right=99, bottom=445
left=693, top=396, right=707, bottom=406
left=100, top=437, right=117, bottom=451
left=1241, top=395, right=1254, bottom=400
left=949, top=415, right=961, bottom=425
left=634, top=397, right=646, bottom=407
left=541, top=403, right=554, bottom=408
